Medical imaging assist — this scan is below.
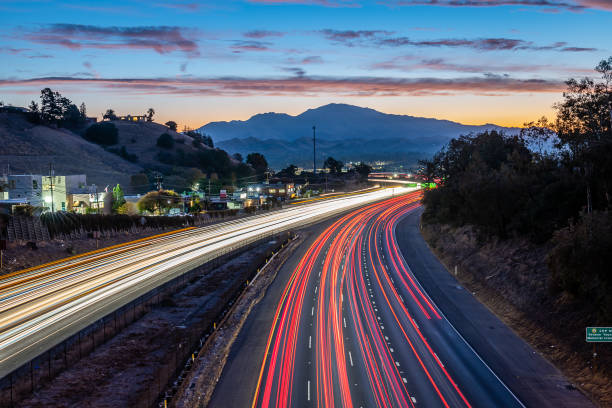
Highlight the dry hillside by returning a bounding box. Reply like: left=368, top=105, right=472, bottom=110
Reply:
left=0, top=112, right=142, bottom=188
left=0, top=112, right=244, bottom=195
left=110, top=120, right=207, bottom=169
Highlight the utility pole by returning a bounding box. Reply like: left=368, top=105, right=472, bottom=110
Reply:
left=155, top=173, right=163, bottom=191
left=49, top=163, right=55, bottom=212
left=312, top=126, right=316, bottom=175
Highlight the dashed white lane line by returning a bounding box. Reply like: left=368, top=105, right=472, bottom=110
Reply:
left=314, top=286, right=317, bottom=294
left=307, top=380, right=311, bottom=401
left=311, top=306, right=315, bottom=316
left=348, top=351, right=354, bottom=367
left=343, top=317, right=347, bottom=328
left=309, top=335, right=312, bottom=349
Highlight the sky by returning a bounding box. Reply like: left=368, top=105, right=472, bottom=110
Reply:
left=0, top=0, right=611, bottom=130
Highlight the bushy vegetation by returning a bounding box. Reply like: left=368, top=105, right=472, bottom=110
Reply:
left=40, top=211, right=198, bottom=239
left=548, top=211, right=612, bottom=318
left=84, top=122, right=119, bottom=146
left=108, top=145, right=138, bottom=162
left=137, top=189, right=182, bottom=214
left=420, top=57, right=612, bottom=320
left=157, top=133, right=175, bottom=149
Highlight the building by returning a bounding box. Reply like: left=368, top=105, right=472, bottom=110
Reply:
left=41, top=175, right=69, bottom=212
left=67, top=191, right=106, bottom=214
left=7, top=175, right=43, bottom=207
left=119, top=114, right=146, bottom=122
left=8, top=173, right=91, bottom=212
left=65, top=174, right=88, bottom=194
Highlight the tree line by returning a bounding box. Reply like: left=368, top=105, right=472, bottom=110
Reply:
left=419, top=57, right=612, bottom=321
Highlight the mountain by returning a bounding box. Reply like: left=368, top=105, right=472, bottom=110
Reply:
left=199, top=104, right=520, bottom=169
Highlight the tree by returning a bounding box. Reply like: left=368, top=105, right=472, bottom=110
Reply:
left=553, top=56, right=612, bottom=212
left=63, top=104, right=83, bottom=127
left=157, top=133, right=175, bottom=149
left=203, top=135, right=214, bottom=148
left=146, top=108, right=155, bottom=122
left=354, top=162, right=372, bottom=180
left=324, top=156, right=343, bottom=174
left=111, top=184, right=126, bottom=213
left=39, top=87, right=71, bottom=124
left=232, top=153, right=243, bottom=162
left=246, top=152, right=268, bottom=177
left=28, top=100, right=39, bottom=113
left=277, top=164, right=298, bottom=178
left=79, top=102, right=87, bottom=119
left=165, top=121, right=177, bottom=131
left=103, top=109, right=117, bottom=121
left=137, top=190, right=181, bottom=214
left=84, top=122, right=119, bottom=146
left=27, top=100, right=41, bottom=123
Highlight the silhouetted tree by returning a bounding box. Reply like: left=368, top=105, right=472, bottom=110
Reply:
left=103, top=109, right=117, bottom=121
left=146, top=108, right=155, bottom=122
left=324, top=156, right=343, bottom=174
left=354, top=162, right=372, bottom=180
left=63, top=104, right=83, bottom=127
left=247, top=152, right=268, bottom=177
left=277, top=164, right=298, bottom=178
left=39, top=87, right=71, bottom=124
left=165, top=121, right=177, bottom=131
left=79, top=102, right=87, bottom=119
left=232, top=153, right=243, bottom=162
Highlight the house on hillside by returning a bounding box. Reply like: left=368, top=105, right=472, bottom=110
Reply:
left=119, top=114, right=146, bottom=122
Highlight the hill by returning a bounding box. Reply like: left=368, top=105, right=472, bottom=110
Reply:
left=0, top=113, right=239, bottom=194
left=0, top=112, right=142, bottom=188
left=200, top=103, right=520, bottom=168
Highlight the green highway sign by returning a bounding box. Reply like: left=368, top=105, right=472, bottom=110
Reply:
left=586, top=327, right=612, bottom=342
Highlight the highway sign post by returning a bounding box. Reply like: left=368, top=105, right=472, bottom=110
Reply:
left=586, top=327, right=612, bottom=342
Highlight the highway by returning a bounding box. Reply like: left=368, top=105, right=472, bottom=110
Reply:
left=0, top=187, right=408, bottom=380
left=246, top=191, right=524, bottom=408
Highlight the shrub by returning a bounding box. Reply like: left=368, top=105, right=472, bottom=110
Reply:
left=548, top=211, right=612, bottom=320
left=84, top=122, right=119, bottom=146
left=157, top=133, right=175, bottom=149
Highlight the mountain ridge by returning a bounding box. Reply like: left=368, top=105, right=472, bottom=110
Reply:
left=199, top=103, right=520, bottom=168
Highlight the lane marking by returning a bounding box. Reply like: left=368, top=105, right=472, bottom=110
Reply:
left=309, top=335, right=312, bottom=349
left=307, top=380, right=311, bottom=401
left=349, top=351, right=354, bottom=367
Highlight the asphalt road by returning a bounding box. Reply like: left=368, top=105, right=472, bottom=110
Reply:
left=0, top=188, right=407, bottom=380
left=211, top=193, right=592, bottom=408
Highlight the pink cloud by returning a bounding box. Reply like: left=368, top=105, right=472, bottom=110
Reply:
left=0, top=75, right=566, bottom=97
left=23, top=24, right=200, bottom=56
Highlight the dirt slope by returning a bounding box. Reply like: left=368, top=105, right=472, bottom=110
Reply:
left=0, top=112, right=142, bottom=187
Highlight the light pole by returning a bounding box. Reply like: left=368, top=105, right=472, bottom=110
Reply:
left=312, top=126, right=316, bottom=175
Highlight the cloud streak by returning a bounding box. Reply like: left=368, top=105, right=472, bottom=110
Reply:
left=319, top=29, right=597, bottom=51
left=244, top=30, right=286, bottom=38
left=23, top=24, right=200, bottom=56
left=0, top=75, right=565, bottom=97
left=380, top=0, right=612, bottom=11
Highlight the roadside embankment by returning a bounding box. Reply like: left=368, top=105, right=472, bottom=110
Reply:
left=421, top=222, right=611, bottom=407
left=173, top=232, right=305, bottom=408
